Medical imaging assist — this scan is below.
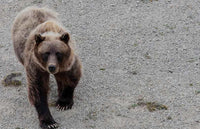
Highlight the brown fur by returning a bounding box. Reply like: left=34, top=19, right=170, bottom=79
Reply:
left=12, top=7, right=81, bottom=129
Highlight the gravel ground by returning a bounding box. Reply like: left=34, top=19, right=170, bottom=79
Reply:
left=1, top=0, right=200, bottom=129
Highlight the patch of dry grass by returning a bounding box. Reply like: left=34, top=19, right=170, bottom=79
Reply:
left=2, top=72, right=22, bottom=86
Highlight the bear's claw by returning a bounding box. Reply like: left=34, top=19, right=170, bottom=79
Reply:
left=40, top=120, right=58, bottom=129
left=47, top=123, right=59, bottom=129
left=56, top=98, right=74, bottom=111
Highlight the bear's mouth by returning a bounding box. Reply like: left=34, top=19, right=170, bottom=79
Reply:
left=48, top=70, right=58, bottom=74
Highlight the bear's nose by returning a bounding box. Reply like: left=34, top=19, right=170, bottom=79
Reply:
left=48, top=65, right=56, bottom=73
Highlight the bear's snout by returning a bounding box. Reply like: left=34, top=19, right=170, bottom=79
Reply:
left=48, top=65, right=56, bottom=73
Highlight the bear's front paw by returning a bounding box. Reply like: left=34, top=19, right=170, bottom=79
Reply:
left=40, top=119, right=59, bottom=129
left=56, top=98, right=74, bottom=111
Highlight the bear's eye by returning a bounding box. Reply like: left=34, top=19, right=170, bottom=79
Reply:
left=56, top=52, right=63, bottom=62
left=42, top=52, right=50, bottom=62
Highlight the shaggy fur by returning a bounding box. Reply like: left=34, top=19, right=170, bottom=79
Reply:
left=12, top=7, right=81, bottom=129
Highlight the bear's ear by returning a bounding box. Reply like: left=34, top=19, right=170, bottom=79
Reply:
left=35, top=34, right=45, bottom=45
left=60, top=33, right=70, bottom=44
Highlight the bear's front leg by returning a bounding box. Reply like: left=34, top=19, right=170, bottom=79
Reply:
left=55, top=83, right=75, bottom=111
left=26, top=68, right=58, bottom=129
left=54, top=61, right=81, bottom=111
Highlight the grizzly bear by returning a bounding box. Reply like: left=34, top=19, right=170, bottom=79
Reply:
left=12, top=7, right=81, bottom=129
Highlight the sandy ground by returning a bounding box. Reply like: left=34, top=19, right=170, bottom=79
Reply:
left=1, top=0, right=200, bottom=129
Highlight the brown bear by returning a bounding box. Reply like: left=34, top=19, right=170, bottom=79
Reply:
left=12, top=7, right=82, bottom=129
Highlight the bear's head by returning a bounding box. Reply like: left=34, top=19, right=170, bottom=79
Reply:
left=33, top=32, right=74, bottom=74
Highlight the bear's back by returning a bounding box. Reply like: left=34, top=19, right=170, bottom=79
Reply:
left=12, top=7, right=58, bottom=64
